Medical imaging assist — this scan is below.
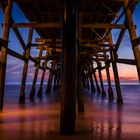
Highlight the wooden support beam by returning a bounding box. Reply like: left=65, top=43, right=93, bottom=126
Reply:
left=83, top=44, right=110, bottom=49
left=36, top=46, right=61, bottom=52
left=35, top=38, right=61, bottom=43
left=7, top=48, right=25, bottom=61
left=12, top=25, right=26, bottom=51
left=29, top=56, right=45, bottom=70
left=38, top=51, right=49, bottom=97
left=104, top=51, right=114, bottom=100
left=80, top=23, right=126, bottom=29
left=0, top=43, right=46, bottom=69
left=92, top=65, right=100, bottom=93
left=0, top=0, right=12, bottom=110
left=132, top=37, right=140, bottom=47
left=117, top=58, right=136, bottom=65
left=19, top=28, right=33, bottom=104
left=60, top=0, right=77, bottom=135
left=0, top=1, right=26, bottom=51
left=36, top=44, right=61, bottom=49
left=109, top=33, right=123, bottom=104
left=124, top=0, right=140, bottom=82
left=96, top=57, right=106, bottom=97
left=77, top=74, right=84, bottom=112
left=77, top=41, right=84, bottom=113
left=94, top=65, right=106, bottom=71
left=29, top=47, right=44, bottom=100
left=53, top=70, right=58, bottom=90
left=45, top=62, right=54, bottom=94
left=97, top=0, right=136, bottom=46
left=0, top=38, right=8, bottom=50
left=12, top=22, right=61, bottom=28
left=89, top=67, right=96, bottom=93
left=85, top=70, right=90, bottom=90
left=115, top=28, right=126, bottom=52
left=115, top=2, right=137, bottom=52
left=38, top=69, right=46, bottom=97
left=56, top=68, right=61, bottom=88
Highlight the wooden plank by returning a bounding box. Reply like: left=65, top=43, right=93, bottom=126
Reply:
left=12, top=22, right=61, bottom=28
left=35, top=38, right=61, bottom=42
left=117, top=58, right=136, bottom=65
left=80, top=23, right=126, bottom=29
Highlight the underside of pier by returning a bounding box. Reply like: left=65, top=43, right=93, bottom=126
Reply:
left=0, top=0, right=140, bottom=135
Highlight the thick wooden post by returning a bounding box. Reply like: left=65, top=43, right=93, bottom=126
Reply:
left=97, top=61, right=106, bottom=97
left=82, top=70, right=86, bottom=89
left=38, top=50, right=49, bottom=97
left=104, top=52, right=114, bottom=100
left=89, top=67, right=96, bottom=93
left=53, top=71, right=57, bottom=90
left=123, top=0, right=140, bottom=82
left=46, top=63, right=54, bottom=94
left=0, top=0, right=12, bottom=110
left=109, top=33, right=123, bottom=104
left=85, top=70, right=90, bottom=90
left=92, top=65, right=100, bottom=93
left=56, top=65, right=61, bottom=88
left=60, top=0, right=77, bottom=135
left=77, top=41, right=84, bottom=113
left=105, top=60, right=114, bottom=100
left=29, top=48, right=43, bottom=100
left=19, top=28, right=33, bottom=104
left=77, top=74, right=84, bottom=113
left=37, top=69, right=46, bottom=97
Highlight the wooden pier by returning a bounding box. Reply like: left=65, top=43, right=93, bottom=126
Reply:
left=0, top=0, right=140, bottom=135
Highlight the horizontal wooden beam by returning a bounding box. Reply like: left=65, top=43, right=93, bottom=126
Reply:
left=92, top=58, right=106, bottom=61
left=80, top=23, right=126, bottom=29
left=12, top=22, right=61, bottom=28
left=35, top=38, right=61, bottom=42
left=12, top=23, right=126, bottom=29
left=36, top=55, right=60, bottom=60
left=117, top=58, right=136, bottom=65
left=94, top=65, right=106, bottom=71
left=36, top=46, right=61, bottom=52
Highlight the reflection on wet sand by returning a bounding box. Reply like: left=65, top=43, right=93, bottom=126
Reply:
left=0, top=85, right=140, bottom=140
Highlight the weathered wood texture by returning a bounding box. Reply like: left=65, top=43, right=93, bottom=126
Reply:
left=109, top=33, right=123, bottom=104
left=19, top=28, right=33, bottom=104
left=60, top=0, right=77, bottom=135
left=0, top=0, right=12, bottom=110
left=123, top=0, right=140, bottom=82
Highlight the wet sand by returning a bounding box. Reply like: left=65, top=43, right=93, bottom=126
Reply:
left=0, top=85, right=140, bottom=140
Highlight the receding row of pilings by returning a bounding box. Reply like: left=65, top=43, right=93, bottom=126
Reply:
left=0, top=0, right=140, bottom=136
left=60, top=0, right=140, bottom=135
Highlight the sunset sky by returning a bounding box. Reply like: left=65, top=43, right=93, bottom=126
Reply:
left=0, top=1, right=140, bottom=85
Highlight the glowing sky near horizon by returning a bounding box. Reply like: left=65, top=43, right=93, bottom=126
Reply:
left=0, top=1, right=140, bottom=84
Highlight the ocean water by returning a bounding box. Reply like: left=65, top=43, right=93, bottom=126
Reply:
left=0, top=85, right=140, bottom=140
